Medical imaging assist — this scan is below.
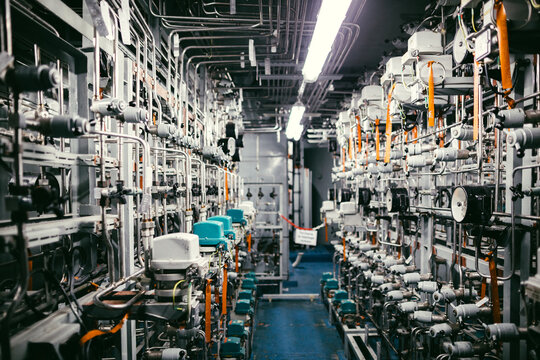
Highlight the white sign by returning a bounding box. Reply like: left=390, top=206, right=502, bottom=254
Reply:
left=294, top=229, right=317, bottom=246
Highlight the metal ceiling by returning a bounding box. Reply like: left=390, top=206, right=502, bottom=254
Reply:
left=148, top=0, right=433, bottom=131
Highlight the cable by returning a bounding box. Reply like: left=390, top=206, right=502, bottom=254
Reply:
left=172, top=279, right=186, bottom=311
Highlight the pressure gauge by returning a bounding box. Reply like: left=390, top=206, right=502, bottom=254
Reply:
left=451, top=186, right=492, bottom=224
left=386, top=188, right=409, bottom=213
left=452, top=28, right=472, bottom=64
left=218, top=137, right=236, bottom=154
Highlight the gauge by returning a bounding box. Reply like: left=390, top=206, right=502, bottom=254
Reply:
left=451, top=186, right=492, bottom=224
left=386, top=188, right=409, bottom=213
left=450, top=187, right=467, bottom=222
left=452, top=28, right=472, bottom=64
left=226, top=137, right=236, bottom=154
left=217, top=137, right=236, bottom=154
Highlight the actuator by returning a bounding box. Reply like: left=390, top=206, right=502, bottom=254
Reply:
left=406, top=143, right=436, bottom=155
left=407, top=155, right=434, bottom=168
left=429, top=323, right=459, bottom=338
left=91, top=98, right=128, bottom=116
left=433, top=148, right=470, bottom=162
left=507, top=127, right=540, bottom=156
left=493, top=108, right=540, bottom=128
left=25, top=111, right=89, bottom=138
left=3, top=64, right=60, bottom=91
left=443, top=342, right=490, bottom=357
left=119, top=107, right=149, bottom=123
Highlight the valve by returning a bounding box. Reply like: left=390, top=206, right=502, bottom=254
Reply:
left=453, top=303, right=491, bottom=319
left=406, top=143, right=436, bottom=155
left=485, top=323, right=525, bottom=341
left=507, top=128, right=540, bottom=157
left=417, top=281, right=438, bottom=293
left=402, top=272, right=431, bottom=285
left=407, top=155, right=434, bottom=168
left=433, top=148, right=470, bottom=162
left=386, top=290, right=412, bottom=301
left=493, top=108, right=540, bottom=129
left=3, top=63, right=60, bottom=92
left=91, top=98, right=127, bottom=116
left=443, top=341, right=490, bottom=357
left=429, top=323, right=459, bottom=338
left=379, top=282, right=400, bottom=293
left=432, top=286, right=456, bottom=303
left=450, top=125, right=474, bottom=141
left=391, top=264, right=416, bottom=274
left=119, top=107, right=148, bottom=123
left=26, top=111, right=89, bottom=138
left=148, top=123, right=176, bottom=139
left=412, top=310, right=446, bottom=323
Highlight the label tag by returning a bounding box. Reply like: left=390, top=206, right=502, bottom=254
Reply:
left=294, top=229, right=317, bottom=246
left=405, top=255, right=413, bottom=265
left=476, top=296, right=489, bottom=308
left=140, top=194, right=151, bottom=215
left=119, top=1, right=131, bottom=45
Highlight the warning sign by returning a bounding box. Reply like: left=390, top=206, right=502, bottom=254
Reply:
left=294, top=229, right=317, bottom=246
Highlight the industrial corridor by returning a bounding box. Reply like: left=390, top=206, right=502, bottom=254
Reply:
left=1, top=0, right=540, bottom=359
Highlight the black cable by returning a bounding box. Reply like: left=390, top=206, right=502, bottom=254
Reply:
left=44, top=270, right=87, bottom=332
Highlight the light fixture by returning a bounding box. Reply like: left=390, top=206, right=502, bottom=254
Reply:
left=302, top=0, right=352, bottom=82
left=285, top=102, right=306, bottom=141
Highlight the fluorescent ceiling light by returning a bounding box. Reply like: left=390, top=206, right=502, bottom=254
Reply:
left=302, top=0, right=352, bottom=82
left=285, top=103, right=306, bottom=141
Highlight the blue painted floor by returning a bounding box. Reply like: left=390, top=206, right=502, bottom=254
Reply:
left=252, top=247, right=344, bottom=360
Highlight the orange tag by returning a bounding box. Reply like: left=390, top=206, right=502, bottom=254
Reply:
left=438, top=117, right=445, bottom=147
left=489, top=255, right=501, bottom=323
left=496, top=1, right=512, bottom=90
left=384, top=84, right=396, bottom=163
left=342, top=237, right=347, bottom=262
left=428, top=61, right=435, bottom=127
left=324, top=217, right=328, bottom=242
left=224, top=167, right=229, bottom=201
left=222, top=264, right=228, bottom=316
left=375, top=119, right=380, bottom=161
left=356, top=116, right=362, bottom=152
left=473, top=61, right=480, bottom=141
left=205, top=279, right=212, bottom=343
left=412, top=126, right=418, bottom=143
